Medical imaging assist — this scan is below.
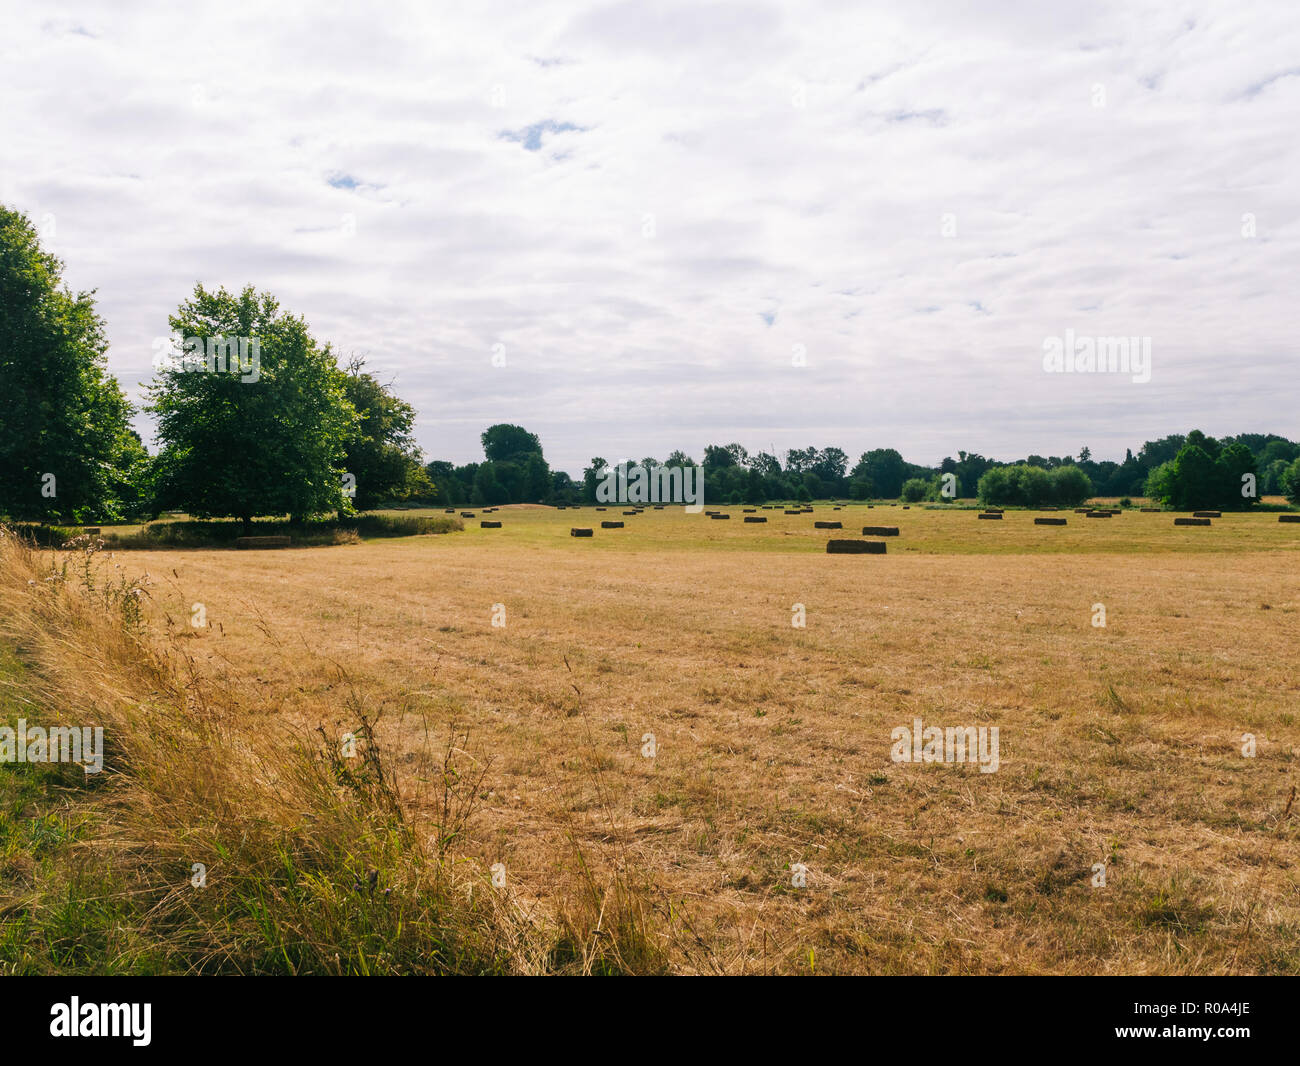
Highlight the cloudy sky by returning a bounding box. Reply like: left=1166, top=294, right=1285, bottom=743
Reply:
left=2, top=0, right=1296, bottom=474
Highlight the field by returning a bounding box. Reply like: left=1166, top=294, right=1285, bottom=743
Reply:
left=8, top=502, right=1291, bottom=974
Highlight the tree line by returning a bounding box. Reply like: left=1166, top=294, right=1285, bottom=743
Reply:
left=3, top=204, right=1298, bottom=524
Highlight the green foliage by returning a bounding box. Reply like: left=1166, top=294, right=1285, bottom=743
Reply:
left=1281, top=458, right=1300, bottom=506
left=900, top=478, right=929, bottom=503
left=0, top=206, right=146, bottom=523
left=978, top=464, right=1093, bottom=507
left=851, top=449, right=905, bottom=499
left=481, top=424, right=542, bottom=463
left=146, top=285, right=358, bottom=525
left=1143, top=431, right=1259, bottom=511
left=339, top=360, right=429, bottom=509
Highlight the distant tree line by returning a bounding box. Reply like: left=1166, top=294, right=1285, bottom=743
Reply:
left=3, top=204, right=1298, bottom=524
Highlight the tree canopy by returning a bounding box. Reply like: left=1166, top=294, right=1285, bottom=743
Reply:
left=0, top=206, right=147, bottom=523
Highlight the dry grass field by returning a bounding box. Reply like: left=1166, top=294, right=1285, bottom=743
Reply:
left=26, top=502, right=1291, bottom=974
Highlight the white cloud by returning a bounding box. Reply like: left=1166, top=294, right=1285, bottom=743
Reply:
left=2, top=0, right=1295, bottom=473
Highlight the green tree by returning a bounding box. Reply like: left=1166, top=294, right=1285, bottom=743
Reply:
left=481, top=424, right=542, bottom=463
left=472, top=463, right=503, bottom=505
left=339, top=358, right=427, bottom=510
left=1280, top=458, right=1300, bottom=506
left=900, top=478, right=928, bottom=503
left=147, top=284, right=357, bottom=528
left=0, top=206, right=147, bottom=522
left=1217, top=441, right=1257, bottom=508
left=1049, top=465, right=1092, bottom=506
left=852, top=449, right=905, bottom=499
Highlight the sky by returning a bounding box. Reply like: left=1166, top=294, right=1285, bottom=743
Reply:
left=1, top=0, right=1296, bottom=475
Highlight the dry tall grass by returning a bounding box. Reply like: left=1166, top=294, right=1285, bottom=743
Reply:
left=0, top=529, right=662, bottom=974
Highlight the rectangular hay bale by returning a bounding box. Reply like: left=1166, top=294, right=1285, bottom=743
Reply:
left=826, top=539, right=886, bottom=554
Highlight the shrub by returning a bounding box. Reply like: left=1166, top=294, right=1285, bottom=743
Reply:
left=900, top=478, right=928, bottom=503
left=977, top=464, right=1091, bottom=508
left=1282, top=457, right=1300, bottom=506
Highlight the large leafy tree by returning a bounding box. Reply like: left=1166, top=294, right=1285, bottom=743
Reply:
left=0, top=206, right=147, bottom=522
left=147, top=284, right=357, bottom=527
left=851, top=448, right=905, bottom=499
left=481, top=424, right=542, bottom=463
left=1144, top=431, right=1258, bottom=511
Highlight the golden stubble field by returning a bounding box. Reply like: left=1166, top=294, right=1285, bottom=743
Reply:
left=120, top=505, right=1299, bottom=973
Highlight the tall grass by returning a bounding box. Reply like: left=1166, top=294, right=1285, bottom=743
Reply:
left=0, top=528, right=661, bottom=974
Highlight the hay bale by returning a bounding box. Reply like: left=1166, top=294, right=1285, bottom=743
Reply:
left=596, top=507, right=607, bottom=511
left=1193, top=511, right=1221, bottom=518
left=1034, top=517, right=1067, bottom=526
left=744, top=516, right=767, bottom=523
left=826, top=539, right=886, bottom=554
left=1174, top=517, right=1211, bottom=526
left=861, top=526, right=899, bottom=536
left=601, top=520, right=624, bottom=529
left=814, top=520, right=842, bottom=529
left=983, top=508, right=1004, bottom=514
left=1279, top=514, right=1300, bottom=523
left=784, top=509, right=801, bottom=515
left=570, top=527, right=593, bottom=537
left=444, top=509, right=456, bottom=514
left=743, top=508, right=756, bottom=513
left=235, top=535, right=291, bottom=549
left=480, top=520, right=502, bottom=528
left=1140, top=507, right=1160, bottom=512
left=1074, top=508, right=1090, bottom=513
left=1085, top=511, right=1111, bottom=518
left=977, top=513, right=1003, bottom=520
left=710, top=513, right=731, bottom=520
left=460, top=512, right=475, bottom=518
left=623, top=510, right=637, bottom=515
left=653, top=505, right=665, bottom=509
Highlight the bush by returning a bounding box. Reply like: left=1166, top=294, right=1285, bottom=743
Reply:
left=900, top=478, right=928, bottom=503
left=1282, top=458, right=1300, bottom=506
left=978, top=464, right=1091, bottom=507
